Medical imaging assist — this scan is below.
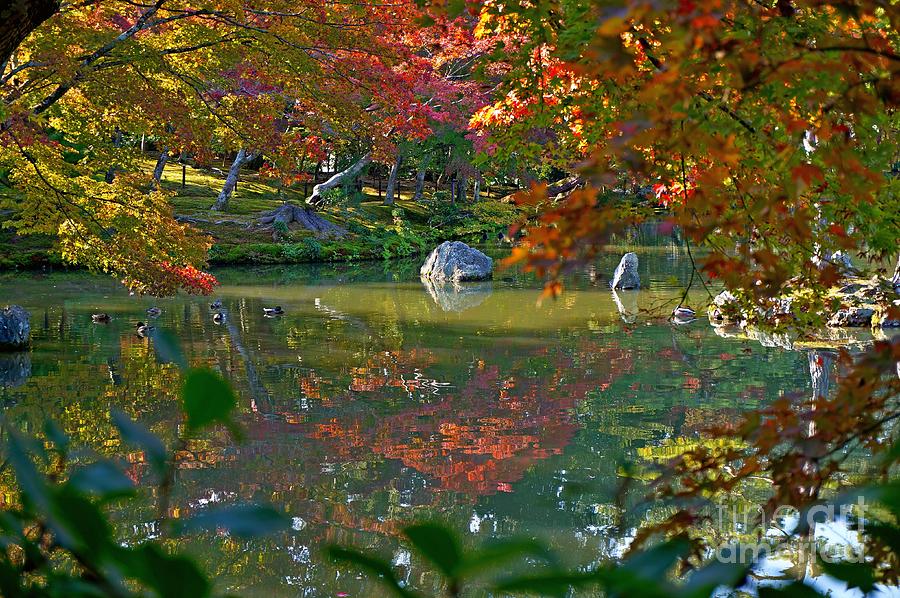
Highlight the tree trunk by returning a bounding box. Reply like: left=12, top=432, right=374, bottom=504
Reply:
left=308, top=152, right=372, bottom=205
left=457, top=174, right=468, bottom=203
left=893, top=254, right=900, bottom=286
left=104, top=127, right=122, bottom=183
left=413, top=165, right=427, bottom=202
left=211, top=148, right=254, bottom=212
left=150, top=148, right=168, bottom=190
left=0, top=0, right=59, bottom=69
left=384, top=153, right=402, bottom=206
left=547, top=175, right=584, bottom=197
left=259, top=203, right=347, bottom=237
left=472, top=177, right=481, bottom=203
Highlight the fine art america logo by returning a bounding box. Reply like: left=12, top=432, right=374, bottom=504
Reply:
left=711, top=497, right=868, bottom=564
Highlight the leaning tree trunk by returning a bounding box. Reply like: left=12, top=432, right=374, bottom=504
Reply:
left=384, top=153, right=402, bottom=206
left=150, top=148, right=168, bottom=190
left=308, top=152, right=372, bottom=205
left=211, top=148, right=255, bottom=211
left=0, top=0, right=59, bottom=68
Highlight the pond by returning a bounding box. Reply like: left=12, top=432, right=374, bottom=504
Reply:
left=0, top=236, right=827, bottom=596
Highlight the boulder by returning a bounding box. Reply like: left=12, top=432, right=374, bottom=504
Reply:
left=828, top=306, right=874, bottom=328
left=420, top=241, right=492, bottom=283
left=0, top=305, right=30, bottom=350
left=610, top=252, right=640, bottom=290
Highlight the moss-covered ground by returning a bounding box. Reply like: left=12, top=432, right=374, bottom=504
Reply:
left=0, top=156, right=525, bottom=269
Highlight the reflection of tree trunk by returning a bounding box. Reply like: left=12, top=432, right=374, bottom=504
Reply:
left=384, top=153, right=401, bottom=206
left=219, top=307, right=273, bottom=415
left=808, top=350, right=835, bottom=401
left=151, top=148, right=168, bottom=190
left=211, top=148, right=255, bottom=211
left=804, top=350, right=836, bottom=499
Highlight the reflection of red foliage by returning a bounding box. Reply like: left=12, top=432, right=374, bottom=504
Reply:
left=308, top=344, right=632, bottom=496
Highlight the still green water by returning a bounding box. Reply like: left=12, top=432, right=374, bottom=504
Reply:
left=0, top=241, right=816, bottom=596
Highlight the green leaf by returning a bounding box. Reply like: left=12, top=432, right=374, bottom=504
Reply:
left=173, top=504, right=288, bottom=538
left=68, top=461, right=135, bottom=500
left=111, top=409, right=168, bottom=477
left=495, top=570, right=601, bottom=597
left=181, top=368, right=238, bottom=434
left=122, top=544, right=211, bottom=598
left=43, top=420, right=69, bottom=455
left=49, top=487, right=115, bottom=557
left=459, top=538, right=556, bottom=577
left=150, top=328, right=188, bottom=370
left=819, top=560, right=876, bottom=593
left=402, top=522, right=462, bottom=579
left=446, top=0, right=466, bottom=17
left=681, top=558, right=749, bottom=598
left=5, top=429, right=51, bottom=514
left=621, top=537, right=692, bottom=579
left=326, top=546, right=421, bottom=598
left=758, top=582, right=823, bottom=597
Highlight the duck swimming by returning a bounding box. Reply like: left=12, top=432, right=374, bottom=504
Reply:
left=135, top=321, right=154, bottom=337
left=671, top=306, right=696, bottom=324
left=210, top=300, right=223, bottom=310
left=212, top=312, right=225, bottom=324
left=146, top=307, right=162, bottom=317
left=263, top=305, right=284, bottom=317
left=91, top=313, right=111, bottom=323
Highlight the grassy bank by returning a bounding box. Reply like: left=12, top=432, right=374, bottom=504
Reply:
left=0, top=157, right=525, bottom=269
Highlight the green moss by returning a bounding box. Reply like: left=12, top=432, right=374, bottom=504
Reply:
left=1, top=157, right=530, bottom=270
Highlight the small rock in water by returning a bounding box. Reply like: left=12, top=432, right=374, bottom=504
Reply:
left=420, top=241, right=493, bottom=283
left=610, top=252, right=640, bottom=290
left=708, top=290, right=739, bottom=325
left=0, top=305, right=30, bottom=351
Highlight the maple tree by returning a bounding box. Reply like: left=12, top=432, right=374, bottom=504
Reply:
left=465, top=0, right=898, bottom=302
left=0, top=0, right=486, bottom=294
left=439, top=0, right=900, bottom=588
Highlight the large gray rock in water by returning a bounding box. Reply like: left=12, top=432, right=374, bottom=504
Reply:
left=0, top=305, right=30, bottom=350
left=420, top=241, right=492, bottom=283
left=610, top=252, right=640, bottom=290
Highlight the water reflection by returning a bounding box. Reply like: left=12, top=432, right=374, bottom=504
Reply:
left=421, top=278, right=493, bottom=313
left=0, top=247, right=818, bottom=596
